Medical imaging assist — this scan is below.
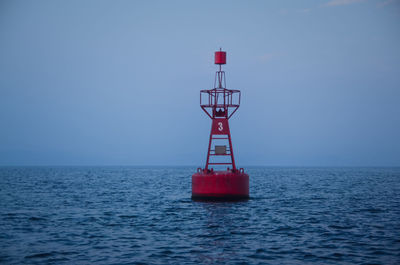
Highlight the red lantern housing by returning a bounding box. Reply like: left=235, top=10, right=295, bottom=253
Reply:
left=215, top=51, right=226, bottom=64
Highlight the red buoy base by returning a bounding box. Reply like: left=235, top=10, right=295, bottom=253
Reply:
left=192, top=170, right=249, bottom=201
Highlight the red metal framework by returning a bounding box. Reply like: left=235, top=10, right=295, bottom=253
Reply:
left=200, top=50, right=242, bottom=171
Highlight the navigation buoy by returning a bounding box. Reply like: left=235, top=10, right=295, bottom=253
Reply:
left=192, top=50, right=249, bottom=201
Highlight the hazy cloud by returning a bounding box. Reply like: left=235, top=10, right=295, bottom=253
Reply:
left=377, top=0, right=400, bottom=7
left=324, top=0, right=365, bottom=7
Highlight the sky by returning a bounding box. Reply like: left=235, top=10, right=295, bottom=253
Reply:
left=0, top=0, right=399, bottom=166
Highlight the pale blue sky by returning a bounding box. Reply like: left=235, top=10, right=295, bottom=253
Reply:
left=1, top=0, right=399, bottom=166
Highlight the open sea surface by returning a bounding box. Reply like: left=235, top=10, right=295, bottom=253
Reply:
left=0, top=167, right=399, bottom=264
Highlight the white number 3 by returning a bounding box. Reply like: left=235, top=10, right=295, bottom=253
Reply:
left=218, top=122, right=223, bottom=131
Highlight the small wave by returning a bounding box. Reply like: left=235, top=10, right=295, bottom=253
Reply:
left=25, top=251, right=77, bottom=259
left=303, top=252, right=318, bottom=260
left=328, top=224, right=354, bottom=230
left=28, top=217, right=46, bottom=221
left=359, top=208, right=385, bottom=213
left=88, top=234, right=105, bottom=239
left=273, top=225, right=294, bottom=232
left=256, top=248, right=266, bottom=253
left=369, top=249, right=390, bottom=255
left=160, top=249, right=174, bottom=255
left=247, top=253, right=275, bottom=260
left=332, top=252, right=344, bottom=257
left=119, top=215, right=137, bottom=219
left=25, top=252, right=53, bottom=259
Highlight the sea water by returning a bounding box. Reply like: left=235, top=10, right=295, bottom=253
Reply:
left=0, top=167, right=399, bottom=264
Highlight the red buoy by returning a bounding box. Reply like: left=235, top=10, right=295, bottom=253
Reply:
left=192, top=50, right=249, bottom=201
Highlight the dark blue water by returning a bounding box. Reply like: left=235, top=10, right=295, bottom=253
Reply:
left=0, top=167, right=399, bottom=264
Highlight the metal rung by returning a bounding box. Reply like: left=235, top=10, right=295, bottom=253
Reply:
left=208, top=163, right=232, bottom=165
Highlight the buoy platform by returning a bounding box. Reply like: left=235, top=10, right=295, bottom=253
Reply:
left=192, top=169, right=249, bottom=201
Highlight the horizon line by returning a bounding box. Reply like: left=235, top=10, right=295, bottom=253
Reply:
left=0, top=165, right=399, bottom=168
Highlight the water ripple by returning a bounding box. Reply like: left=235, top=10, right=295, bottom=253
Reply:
left=0, top=166, right=399, bottom=264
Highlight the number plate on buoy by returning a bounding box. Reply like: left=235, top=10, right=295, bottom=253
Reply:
left=211, top=119, right=230, bottom=135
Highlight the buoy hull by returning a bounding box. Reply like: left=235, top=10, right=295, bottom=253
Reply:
left=192, top=171, right=249, bottom=201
